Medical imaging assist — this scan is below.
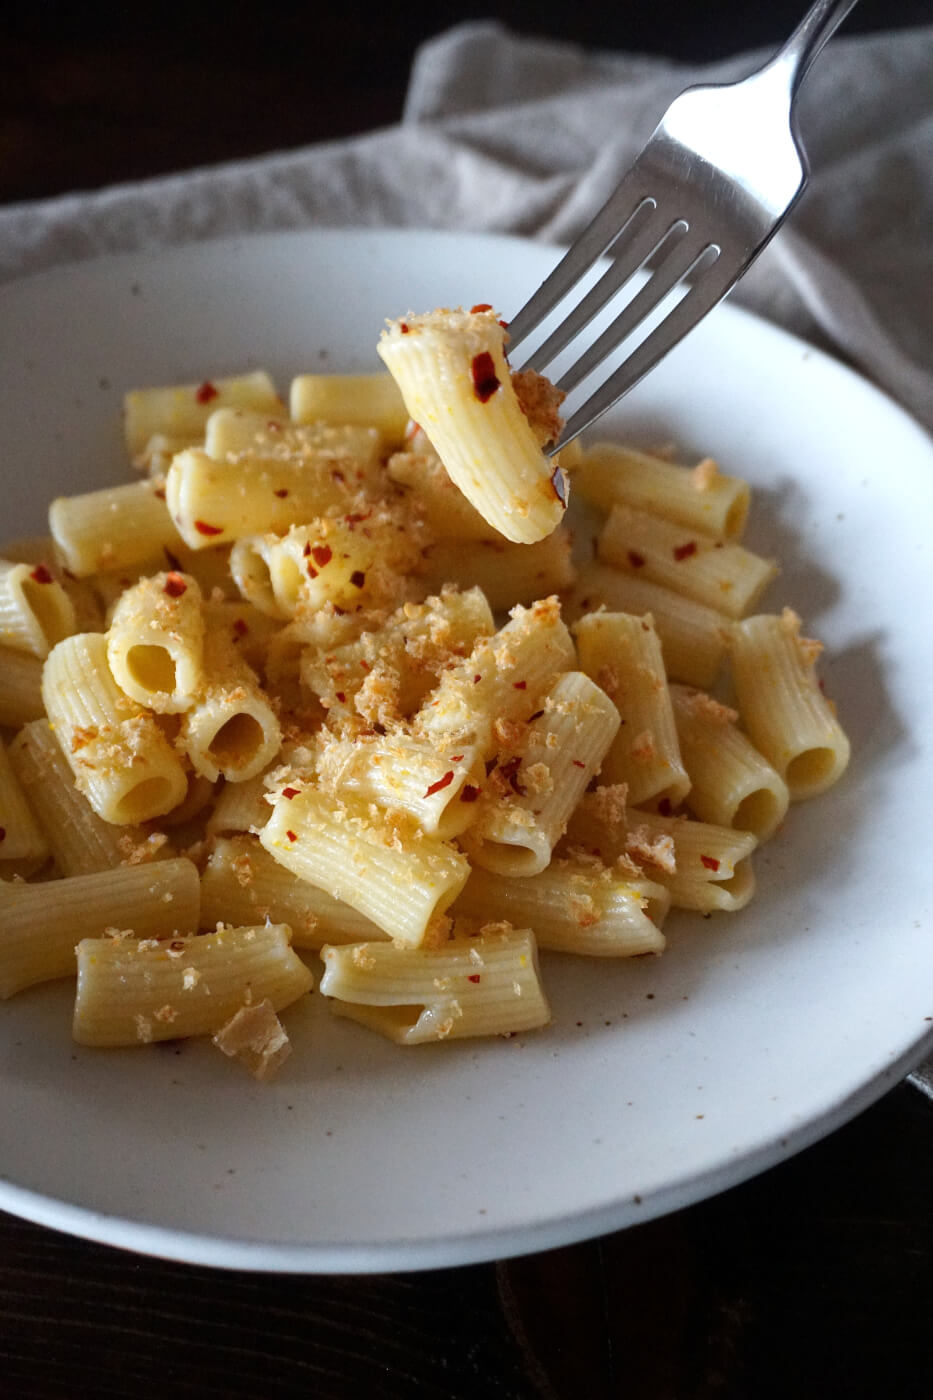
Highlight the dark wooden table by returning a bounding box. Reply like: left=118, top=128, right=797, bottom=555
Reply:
left=3, top=5, right=932, bottom=1396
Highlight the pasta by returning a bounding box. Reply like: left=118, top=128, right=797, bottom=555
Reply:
left=378, top=308, right=569, bottom=544
left=0, top=308, right=850, bottom=1076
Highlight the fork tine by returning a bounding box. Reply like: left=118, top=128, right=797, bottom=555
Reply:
left=555, top=256, right=742, bottom=449
left=558, top=232, right=718, bottom=394
left=506, top=175, right=656, bottom=352
left=521, top=206, right=680, bottom=374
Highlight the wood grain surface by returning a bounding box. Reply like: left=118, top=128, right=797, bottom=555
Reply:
left=1, top=1084, right=931, bottom=1398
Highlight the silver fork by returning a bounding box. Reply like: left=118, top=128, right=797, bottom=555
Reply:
left=508, top=0, right=860, bottom=451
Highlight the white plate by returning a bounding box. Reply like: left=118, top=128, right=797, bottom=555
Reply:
left=1, top=229, right=932, bottom=1273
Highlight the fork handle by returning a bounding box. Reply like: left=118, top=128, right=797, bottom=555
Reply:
left=772, top=0, right=861, bottom=93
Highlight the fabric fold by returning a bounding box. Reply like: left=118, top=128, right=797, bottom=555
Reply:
left=0, top=20, right=929, bottom=430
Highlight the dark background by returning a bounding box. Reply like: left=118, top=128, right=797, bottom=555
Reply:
left=3, top=0, right=930, bottom=205
left=4, top=3, right=933, bottom=1396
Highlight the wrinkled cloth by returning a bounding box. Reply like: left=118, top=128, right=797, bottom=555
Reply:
left=0, top=22, right=930, bottom=429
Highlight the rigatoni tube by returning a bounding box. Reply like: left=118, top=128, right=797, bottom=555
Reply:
left=574, top=610, right=690, bottom=809
left=598, top=504, right=776, bottom=619
left=319, top=927, right=550, bottom=1043
left=669, top=684, right=789, bottom=839
left=729, top=611, right=851, bottom=800
left=201, top=835, right=386, bottom=948
left=42, top=633, right=188, bottom=824
left=465, top=671, right=620, bottom=876
left=453, top=861, right=668, bottom=957
left=0, top=560, right=76, bottom=658
left=107, top=571, right=204, bottom=712
left=178, top=626, right=281, bottom=783
left=261, top=787, right=469, bottom=947
left=378, top=308, right=568, bottom=544
left=123, top=369, right=281, bottom=456
left=573, top=442, right=750, bottom=539
left=73, top=923, right=312, bottom=1047
left=50, top=479, right=182, bottom=578
left=0, top=858, right=200, bottom=999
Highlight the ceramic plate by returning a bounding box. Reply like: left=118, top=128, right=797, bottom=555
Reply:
left=1, top=229, right=931, bottom=1272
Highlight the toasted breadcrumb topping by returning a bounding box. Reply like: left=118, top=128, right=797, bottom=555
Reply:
left=679, top=688, right=739, bottom=724
left=510, top=369, right=566, bottom=447
left=625, top=826, right=677, bottom=875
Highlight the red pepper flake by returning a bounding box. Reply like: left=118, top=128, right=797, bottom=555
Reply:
left=528, top=709, right=544, bottom=722
left=350, top=570, right=366, bottom=588
left=467, top=974, right=482, bottom=984
left=628, top=550, right=646, bottom=569
left=29, top=564, right=54, bottom=584
left=701, top=854, right=721, bottom=872
left=424, top=770, right=455, bottom=798
left=473, top=674, right=482, bottom=685
left=153, top=486, right=166, bottom=500
left=500, top=756, right=526, bottom=796
left=470, top=303, right=493, bottom=314
left=513, top=680, right=527, bottom=691
left=285, top=829, right=298, bottom=843
left=195, top=381, right=219, bottom=405
left=302, top=543, right=311, bottom=557
left=266, top=420, right=282, bottom=433
left=307, top=563, right=318, bottom=579
left=484, top=757, right=499, bottom=777
left=194, top=520, right=223, bottom=537
left=335, top=691, right=346, bottom=704
left=163, top=572, right=187, bottom=598
left=498, top=320, right=509, bottom=331
left=274, top=488, right=289, bottom=498
left=460, top=785, right=481, bottom=803
left=550, top=465, right=568, bottom=508
left=399, top=322, right=410, bottom=333
left=359, top=659, right=371, bottom=672
left=282, top=787, right=300, bottom=800
left=450, top=755, right=464, bottom=763
left=657, top=797, right=673, bottom=817
left=572, top=759, right=586, bottom=769
left=311, top=545, right=332, bottom=569
left=232, top=618, right=248, bottom=637
left=471, top=351, right=500, bottom=403
left=674, top=540, right=698, bottom=561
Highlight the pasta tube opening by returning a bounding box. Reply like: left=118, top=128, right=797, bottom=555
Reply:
left=125, top=644, right=177, bottom=697
left=207, top=712, right=268, bottom=771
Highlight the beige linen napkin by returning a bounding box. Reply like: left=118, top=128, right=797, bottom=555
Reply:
left=0, top=22, right=930, bottom=430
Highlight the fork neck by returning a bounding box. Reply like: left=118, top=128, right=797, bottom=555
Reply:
left=766, top=0, right=860, bottom=95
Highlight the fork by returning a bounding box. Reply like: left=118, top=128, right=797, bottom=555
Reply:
left=507, top=0, right=860, bottom=451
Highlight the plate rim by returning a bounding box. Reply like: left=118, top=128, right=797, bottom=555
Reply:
left=1, top=225, right=932, bottom=1272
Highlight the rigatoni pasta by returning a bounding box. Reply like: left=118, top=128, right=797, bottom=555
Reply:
left=319, top=926, right=550, bottom=1044
left=73, top=923, right=312, bottom=1047
left=0, top=560, right=76, bottom=657
left=729, top=610, right=851, bottom=799
left=42, top=632, right=189, bottom=824
left=378, top=308, right=569, bottom=544
left=2, top=320, right=850, bottom=1078
left=0, top=858, right=199, bottom=999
